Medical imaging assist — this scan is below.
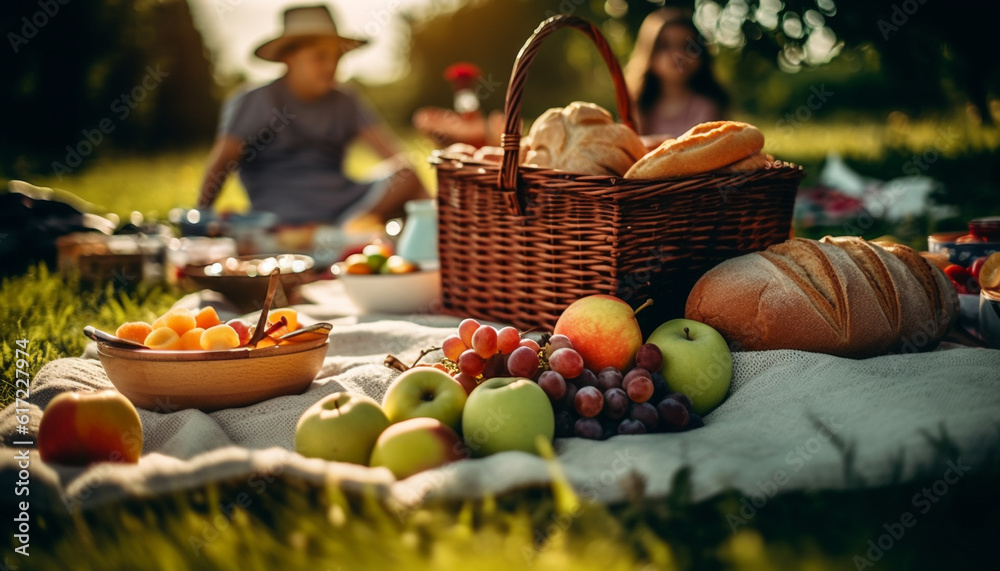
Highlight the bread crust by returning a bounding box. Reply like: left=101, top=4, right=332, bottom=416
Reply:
left=624, top=121, right=764, bottom=179
left=684, top=237, right=958, bottom=358
left=715, top=151, right=774, bottom=173
left=520, top=102, right=647, bottom=176
left=873, top=241, right=959, bottom=349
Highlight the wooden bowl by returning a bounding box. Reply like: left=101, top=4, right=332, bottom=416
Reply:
left=96, top=338, right=329, bottom=412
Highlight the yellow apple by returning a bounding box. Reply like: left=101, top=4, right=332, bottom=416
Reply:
left=369, top=417, right=465, bottom=479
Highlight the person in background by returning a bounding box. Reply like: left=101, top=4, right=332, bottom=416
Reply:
left=412, top=8, right=729, bottom=151
left=623, top=7, right=730, bottom=148
left=197, top=5, right=428, bottom=230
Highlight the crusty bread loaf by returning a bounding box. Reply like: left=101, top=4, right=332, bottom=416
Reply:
left=714, top=151, right=774, bottom=173
left=520, top=102, right=647, bottom=176
left=624, top=121, right=764, bottom=179
left=684, top=237, right=959, bottom=358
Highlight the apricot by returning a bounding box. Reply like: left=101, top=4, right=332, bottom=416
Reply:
left=180, top=328, right=206, bottom=351
left=116, top=322, right=153, bottom=345
left=200, top=324, right=241, bottom=350
left=158, top=308, right=197, bottom=336
left=255, top=337, right=278, bottom=348
left=195, top=306, right=222, bottom=329
left=268, top=308, right=299, bottom=331
left=144, top=327, right=182, bottom=350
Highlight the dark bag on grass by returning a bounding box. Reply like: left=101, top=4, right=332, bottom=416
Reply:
left=0, top=181, right=114, bottom=277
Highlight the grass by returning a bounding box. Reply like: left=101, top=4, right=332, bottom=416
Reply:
left=19, top=134, right=441, bottom=222
left=0, top=265, right=178, bottom=408
left=10, top=442, right=1000, bottom=570
left=2, top=115, right=999, bottom=569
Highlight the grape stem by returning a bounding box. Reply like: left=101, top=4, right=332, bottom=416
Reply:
left=383, top=354, right=408, bottom=372
left=410, top=346, right=441, bottom=369
left=383, top=346, right=442, bottom=373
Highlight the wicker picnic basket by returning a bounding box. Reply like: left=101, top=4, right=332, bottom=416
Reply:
left=432, top=15, right=805, bottom=334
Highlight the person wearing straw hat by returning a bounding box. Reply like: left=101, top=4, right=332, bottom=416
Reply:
left=197, top=4, right=428, bottom=229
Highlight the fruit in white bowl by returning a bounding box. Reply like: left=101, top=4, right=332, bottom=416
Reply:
left=553, top=295, right=643, bottom=371
left=382, top=367, right=467, bottom=431
left=294, top=392, right=390, bottom=465
left=646, top=319, right=732, bottom=416
left=369, top=417, right=464, bottom=479
left=333, top=262, right=441, bottom=314
left=462, top=376, right=554, bottom=457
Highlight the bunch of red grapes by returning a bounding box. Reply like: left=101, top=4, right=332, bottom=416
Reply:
left=441, top=319, right=703, bottom=440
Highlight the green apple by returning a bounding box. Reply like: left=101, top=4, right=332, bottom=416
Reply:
left=382, top=367, right=467, bottom=431
left=462, top=377, right=554, bottom=457
left=369, top=417, right=465, bottom=479
left=553, top=294, right=643, bottom=371
left=646, top=318, right=732, bottom=415
left=294, top=392, right=390, bottom=465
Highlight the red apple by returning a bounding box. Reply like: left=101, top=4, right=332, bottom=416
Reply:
left=38, top=390, right=143, bottom=465
left=553, top=295, right=643, bottom=371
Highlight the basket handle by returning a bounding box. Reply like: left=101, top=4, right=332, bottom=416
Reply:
left=499, top=15, right=636, bottom=215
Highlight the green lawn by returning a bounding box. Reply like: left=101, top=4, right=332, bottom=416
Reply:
left=22, top=134, right=441, bottom=222
left=11, top=444, right=1000, bottom=570
left=17, top=116, right=1000, bottom=250
left=3, top=116, right=1000, bottom=570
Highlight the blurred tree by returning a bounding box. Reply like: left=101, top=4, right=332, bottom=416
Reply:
left=366, top=0, right=997, bottom=130
left=367, top=0, right=678, bottom=128
left=695, top=0, right=1000, bottom=122
left=0, top=0, right=220, bottom=178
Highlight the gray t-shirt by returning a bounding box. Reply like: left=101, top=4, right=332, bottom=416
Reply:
left=219, top=79, right=378, bottom=225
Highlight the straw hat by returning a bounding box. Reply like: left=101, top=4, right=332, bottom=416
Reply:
left=254, top=5, right=368, bottom=62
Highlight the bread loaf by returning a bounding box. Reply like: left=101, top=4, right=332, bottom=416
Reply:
left=624, top=121, right=765, bottom=179
left=520, top=102, right=647, bottom=176
left=684, top=237, right=959, bottom=358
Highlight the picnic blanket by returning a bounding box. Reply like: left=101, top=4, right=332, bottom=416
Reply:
left=3, top=281, right=1000, bottom=514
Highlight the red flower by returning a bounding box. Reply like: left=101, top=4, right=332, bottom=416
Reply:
left=444, top=62, right=481, bottom=89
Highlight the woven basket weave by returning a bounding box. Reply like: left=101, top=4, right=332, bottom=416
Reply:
left=432, top=15, right=805, bottom=334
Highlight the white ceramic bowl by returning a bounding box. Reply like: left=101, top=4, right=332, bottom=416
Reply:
left=334, top=265, right=441, bottom=314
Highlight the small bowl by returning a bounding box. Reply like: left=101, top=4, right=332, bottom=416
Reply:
left=927, top=234, right=1000, bottom=267
left=97, top=339, right=329, bottom=411
left=334, top=265, right=441, bottom=314
left=184, top=254, right=317, bottom=312
left=979, top=290, right=1000, bottom=349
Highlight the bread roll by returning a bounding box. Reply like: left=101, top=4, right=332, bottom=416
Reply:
left=520, top=102, right=647, bottom=176
left=684, top=237, right=958, bottom=358
left=624, top=121, right=764, bottom=179
left=714, top=151, right=774, bottom=173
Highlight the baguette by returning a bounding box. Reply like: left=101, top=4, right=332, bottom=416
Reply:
left=624, top=121, right=764, bottom=179
left=684, top=237, right=959, bottom=358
